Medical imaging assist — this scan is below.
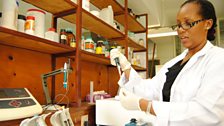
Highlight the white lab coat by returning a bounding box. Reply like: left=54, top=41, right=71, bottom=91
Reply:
left=118, top=41, right=224, bottom=126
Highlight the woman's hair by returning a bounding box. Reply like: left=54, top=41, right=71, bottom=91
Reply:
left=181, top=0, right=217, bottom=41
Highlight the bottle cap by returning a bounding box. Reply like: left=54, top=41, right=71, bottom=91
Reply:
left=65, top=28, right=73, bottom=33
left=18, top=14, right=26, bottom=20
left=26, top=16, right=35, bottom=20
left=60, top=29, right=66, bottom=32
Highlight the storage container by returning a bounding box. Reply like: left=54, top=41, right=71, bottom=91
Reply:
left=84, top=37, right=95, bottom=53
left=82, top=0, right=90, bottom=11
left=27, top=9, right=46, bottom=38
left=44, top=28, right=59, bottom=42
left=99, top=5, right=114, bottom=26
left=25, top=16, right=35, bottom=35
left=17, top=14, right=26, bottom=32
left=1, top=0, right=19, bottom=30
left=0, top=12, right=2, bottom=26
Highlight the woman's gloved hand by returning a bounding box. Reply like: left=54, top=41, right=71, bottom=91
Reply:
left=110, top=48, right=131, bottom=71
left=119, top=88, right=141, bottom=110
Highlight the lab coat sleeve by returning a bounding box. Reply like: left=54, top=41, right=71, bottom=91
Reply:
left=118, top=67, right=163, bottom=100
left=153, top=51, right=224, bottom=126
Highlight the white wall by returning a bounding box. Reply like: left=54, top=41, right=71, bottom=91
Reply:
left=149, top=36, right=176, bottom=64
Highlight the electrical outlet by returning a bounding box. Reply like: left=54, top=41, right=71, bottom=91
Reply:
left=81, top=114, right=88, bottom=126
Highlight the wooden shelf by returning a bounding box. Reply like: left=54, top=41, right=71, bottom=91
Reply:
left=90, top=0, right=146, bottom=33
left=0, top=27, right=75, bottom=54
left=62, top=9, right=125, bottom=39
left=81, top=50, right=110, bottom=65
left=113, top=37, right=146, bottom=51
left=90, top=0, right=124, bottom=13
left=132, top=65, right=147, bottom=71
left=115, top=14, right=146, bottom=33
left=23, top=0, right=124, bottom=40
left=22, top=0, right=77, bottom=14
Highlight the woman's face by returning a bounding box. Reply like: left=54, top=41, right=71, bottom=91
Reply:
left=176, top=3, right=210, bottom=51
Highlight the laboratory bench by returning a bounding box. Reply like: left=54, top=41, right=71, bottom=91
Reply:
left=0, top=102, right=96, bottom=126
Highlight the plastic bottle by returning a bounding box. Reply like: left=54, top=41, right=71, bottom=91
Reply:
left=104, top=41, right=110, bottom=58
left=84, top=36, right=94, bottom=53
left=0, top=12, right=2, bottom=26
left=60, top=29, right=67, bottom=45
left=99, top=5, right=114, bottom=26
left=82, top=0, right=90, bottom=11
left=96, top=40, right=104, bottom=54
left=45, top=28, right=59, bottom=42
left=125, top=118, right=137, bottom=126
left=1, top=0, right=19, bottom=30
left=17, top=14, right=26, bottom=32
left=81, top=36, right=85, bottom=50
left=25, top=16, right=35, bottom=35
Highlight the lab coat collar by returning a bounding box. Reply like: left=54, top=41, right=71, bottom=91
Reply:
left=181, top=40, right=213, bottom=70
left=185, top=40, right=214, bottom=58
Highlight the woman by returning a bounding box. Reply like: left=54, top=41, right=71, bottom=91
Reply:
left=110, top=0, right=224, bottom=125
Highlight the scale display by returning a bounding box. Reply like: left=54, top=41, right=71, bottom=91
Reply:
left=0, top=88, right=43, bottom=121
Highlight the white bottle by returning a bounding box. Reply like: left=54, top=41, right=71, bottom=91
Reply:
left=1, top=0, right=19, bottom=30
left=99, top=5, right=114, bottom=26
left=82, top=0, right=90, bottom=11
left=0, top=12, right=2, bottom=26
left=17, top=15, right=26, bottom=32
left=44, top=28, right=59, bottom=43
left=108, top=5, right=114, bottom=26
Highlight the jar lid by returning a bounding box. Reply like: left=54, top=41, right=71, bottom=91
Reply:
left=18, top=14, right=26, bottom=20
left=26, top=16, right=35, bottom=20
left=48, top=28, right=56, bottom=32
left=27, top=9, right=46, bottom=14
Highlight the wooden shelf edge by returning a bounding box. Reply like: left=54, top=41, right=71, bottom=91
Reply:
left=114, top=14, right=146, bottom=33
left=81, top=50, right=110, bottom=65
left=0, top=27, right=75, bottom=54
left=22, top=0, right=77, bottom=14
left=112, top=37, right=146, bottom=51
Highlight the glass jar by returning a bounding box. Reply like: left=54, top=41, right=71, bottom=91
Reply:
left=60, top=29, right=67, bottom=45
left=70, top=38, right=76, bottom=48
left=66, top=28, right=75, bottom=46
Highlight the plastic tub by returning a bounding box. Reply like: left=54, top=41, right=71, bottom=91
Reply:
left=1, top=0, right=19, bottom=30
left=27, top=9, right=46, bottom=38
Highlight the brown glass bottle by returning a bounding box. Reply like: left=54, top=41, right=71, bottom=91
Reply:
left=60, top=29, right=67, bottom=44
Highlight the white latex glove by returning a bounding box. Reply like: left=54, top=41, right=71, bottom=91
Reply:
left=110, top=48, right=131, bottom=71
left=119, top=88, right=141, bottom=110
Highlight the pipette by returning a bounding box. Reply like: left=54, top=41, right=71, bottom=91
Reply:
left=63, top=62, right=68, bottom=89
left=114, top=57, right=122, bottom=96
left=114, top=57, right=121, bottom=77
